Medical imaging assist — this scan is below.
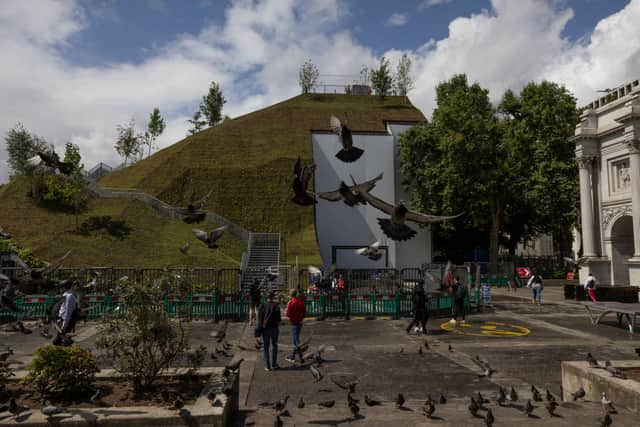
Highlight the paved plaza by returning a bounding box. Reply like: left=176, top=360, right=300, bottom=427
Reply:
left=3, top=286, right=640, bottom=425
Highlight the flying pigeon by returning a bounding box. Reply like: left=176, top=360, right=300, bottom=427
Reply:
left=193, top=226, right=227, bottom=249
left=28, top=145, right=74, bottom=175
left=179, top=242, right=190, bottom=255
left=352, top=176, right=462, bottom=241
left=354, top=241, right=383, bottom=261
left=317, top=173, right=383, bottom=206
left=291, top=157, right=317, bottom=205
left=329, top=114, right=364, bottom=162
left=177, top=188, right=213, bottom=215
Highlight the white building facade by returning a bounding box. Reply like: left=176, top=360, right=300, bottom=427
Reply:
left=573, top=79, right=640, bottom=286
left=311, top=122, right=432, bottom=269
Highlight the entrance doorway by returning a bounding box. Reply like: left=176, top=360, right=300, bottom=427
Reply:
left=611, top=215, right=633, bottom=285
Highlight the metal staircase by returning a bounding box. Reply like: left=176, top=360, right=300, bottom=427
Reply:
left=240, top=233, right=281, bottom=293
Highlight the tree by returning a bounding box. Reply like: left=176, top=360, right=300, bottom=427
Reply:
left=370, top=57, right=393, bottom=100
left=399, top=74, right=505, bottom=270
left=394, top=53, right=414, bottom=99
left=114, top=118, right=141, bottom=167
left=187, top=111, right=207, bottom=135
left=143, top=107, right=166, bottom=158
left=38, top=142, right=88, bottom=217
left=359, top=65, right=372, bottom=86
left=299, top=59, right=319, bottom=94
left=199, top=81, right=226, bottom=127
left=499, top=81, right=580, bottom=254
left=5, top=123, right=47, bottom=178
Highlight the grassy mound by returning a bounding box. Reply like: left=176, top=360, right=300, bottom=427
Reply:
left=100, top=94, right=425, bottom=264
left=0, top=177, right=244, bottom=268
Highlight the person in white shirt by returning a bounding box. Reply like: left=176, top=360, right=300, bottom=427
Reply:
left=526, top=269, right=543, bottom=305
left=58, top=289, right=77, bottom=333
left=584, top=272, right=598, bottom=302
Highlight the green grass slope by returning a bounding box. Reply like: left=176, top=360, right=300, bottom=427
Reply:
left=0, top=178, right=244, bottom=268
left=100, top=94, right=425, bottom=265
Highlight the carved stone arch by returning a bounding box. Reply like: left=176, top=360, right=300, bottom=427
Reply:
left=603, top=205, right=633, bottom=241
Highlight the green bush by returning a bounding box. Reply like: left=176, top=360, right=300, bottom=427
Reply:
left=0, top=237, right=44, bottom=268
left=74, top=215, right=132, bottom=240
left=24, top=345, right=99, bottom=397
left=38, top=174, right=88, bottom=212
left=96, top=278, right=193, bottom=391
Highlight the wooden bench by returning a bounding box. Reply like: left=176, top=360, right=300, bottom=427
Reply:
left=582, top=301, right=640, bottom=333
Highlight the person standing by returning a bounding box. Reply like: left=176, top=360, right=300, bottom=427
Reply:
left=584, top=272, right=598, bottom=303
left=449, top=276, right=467, bottom=324
left=258, top=291, right=281, bottom=371
left=406, top=280, right=428, bottom=334
left=249, top=278, right=262, bottom=325
left=527, top=269, right=544, bottom=305
left=285, top=288, right=306, bottom=364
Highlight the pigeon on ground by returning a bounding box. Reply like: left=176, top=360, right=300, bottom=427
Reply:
left=469, top=396, right=480, bottom=416
left=439, top=394, right=447, bottom=404
left=424, top=340, right=429, bottom=350
left=587, top=352, right=599, bottom=367
left=600, top=412, right=612, bottom=427
left=310, top=364, right=323, bottom=382
left=349, top=401, right=360, bottom=418
left=354, top=241, right=384, bottom=261
left=291, top=157, right=317, bottom=205
left=329, top=114, right=364, bottom=163
left=9, top=397, right=27, bottom=418
left=546, top=400, right=559, bottom=416
left=365, top=395, right=381, bottom=406
left=418, top=346, right=423, bottom=356
left=179, top=243, right=190, bottom=255
left=226, top=358, right=244, bottom=372
left=40, top=327, right=50, bottom=338
left=347, top=392, right=359, bottom=406
left=508, top=386, right=518, bottom=402
left=423, top=400, right=436, bottom=418
left=473, top=355, right=496, bottom=377
left=524, top=399, right=534, bottom=417
left=601, top=392, right=617, bottom=414
left=193, top=226, right=227, bottom=249
left=318, top=173, right=383, bottom=206
left=90, top=388, right=108, bottom=406
left=274, top=415, right=283, bottom=427
left=318, top=400, right=335, bottom=408
left=531, top=385, right=542, bottom=402
left=353, top=176, right=462, bottom=241
left=546, top=389, right=555, bottom=402
left=604, top=360, right=627, bottom=379
left=395, top=393, right=405, bottom=408
left=448, top=344, right=453, bottom=352
left=273, top=396, right=289, bottom=414
left=572, top=386, right=585, bottom=401
left=40, top=400, right=64, bottom=418
left=485, top=408, right=495, bottom=426
left=496, top=387, right=507, bottom=406
left=475, top=392, right=489, bottom=405
left=297, top=397, right=305, bottom=409
left=0, top=346, right=14, bottom=362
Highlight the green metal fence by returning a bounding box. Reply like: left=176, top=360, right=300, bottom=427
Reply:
left=0, top=287, right=481, bottom=321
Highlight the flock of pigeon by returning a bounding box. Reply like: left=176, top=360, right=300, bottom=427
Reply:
left=258, top=342, right=625, bottom=427
left=291, top=115, right=461, bottom=248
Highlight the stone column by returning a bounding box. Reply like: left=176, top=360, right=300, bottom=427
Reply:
left=578, top=156, right=597, bottom=257
left=627, top=139, right=640, bottom=257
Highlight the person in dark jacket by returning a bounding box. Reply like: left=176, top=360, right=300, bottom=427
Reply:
left=249, top=278, right=262, bottom=325
left=449, top=276, right=468, bottom=324
left=406, top=281, right=428, bottom=335
left=258, top=291, right=281, bottom=371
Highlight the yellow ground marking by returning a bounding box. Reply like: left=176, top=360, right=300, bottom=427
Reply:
left=440, top=320, right=531, bottom=337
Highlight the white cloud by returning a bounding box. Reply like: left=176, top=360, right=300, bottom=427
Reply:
left=386, top=12, right=408, bottom=27
left=1, top=0, right=640, bottom=183
left=418, top=0, right=454, bottom=11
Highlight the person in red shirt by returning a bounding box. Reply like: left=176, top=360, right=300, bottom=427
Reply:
left=285, top=288, right=306, bottom=364
left=336, top=273, right=345, bottom=293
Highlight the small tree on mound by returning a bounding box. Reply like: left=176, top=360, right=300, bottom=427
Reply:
left=95, top=277, right=194, bottom=392
left=24, top=345, right=99, bottom=398
left=371, top=57, right=393, bottom=100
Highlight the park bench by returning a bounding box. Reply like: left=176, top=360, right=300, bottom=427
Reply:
left=581, top=301, right=640, bottom=333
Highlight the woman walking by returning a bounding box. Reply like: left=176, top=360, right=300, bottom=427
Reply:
left=257, top=291, right=281, bottom=371
left=527, top=269, right=544, bottom=305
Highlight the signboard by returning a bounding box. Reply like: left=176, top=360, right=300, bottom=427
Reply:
left=566, top=272, right=575, bottom=281
left=515, top=267, right=531, bottom=279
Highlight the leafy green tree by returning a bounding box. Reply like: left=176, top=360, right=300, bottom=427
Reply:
left=499, top=81, right=580, bottom=254
left=394, top=53, right=413, bottom=99
left=399, top=74, right=505, bottom=270
left=5, top=123, right=47, bottom=178
left=187, top=110, right=207, bottom=135
left=371, top=57, right=393, bottom=100
left=39, top=143, right=88, bottom=218
left=359, top=65, right=372, bottom=86
left=299, top=59, right=319, bottom=94
left=143, top=107, right=166, bottom=157
left=199, top=81, right=226, bottom=127
left=114, top=118, right=141, bottom=167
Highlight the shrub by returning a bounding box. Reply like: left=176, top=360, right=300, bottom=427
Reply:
left=74, top=215, right=132, bottom=240
left=24, top=345, right=99, bottom=397
left=95, top=278, right=194, bottom=391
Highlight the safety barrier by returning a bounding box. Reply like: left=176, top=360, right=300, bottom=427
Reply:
left=0, top=288, right=481, bottom=321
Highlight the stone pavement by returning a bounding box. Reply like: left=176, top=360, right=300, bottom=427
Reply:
left=3, top=290, right=640, bottom=425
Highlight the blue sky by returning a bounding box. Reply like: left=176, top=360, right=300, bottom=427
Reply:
left=0, top=0, right=639, bottom=182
